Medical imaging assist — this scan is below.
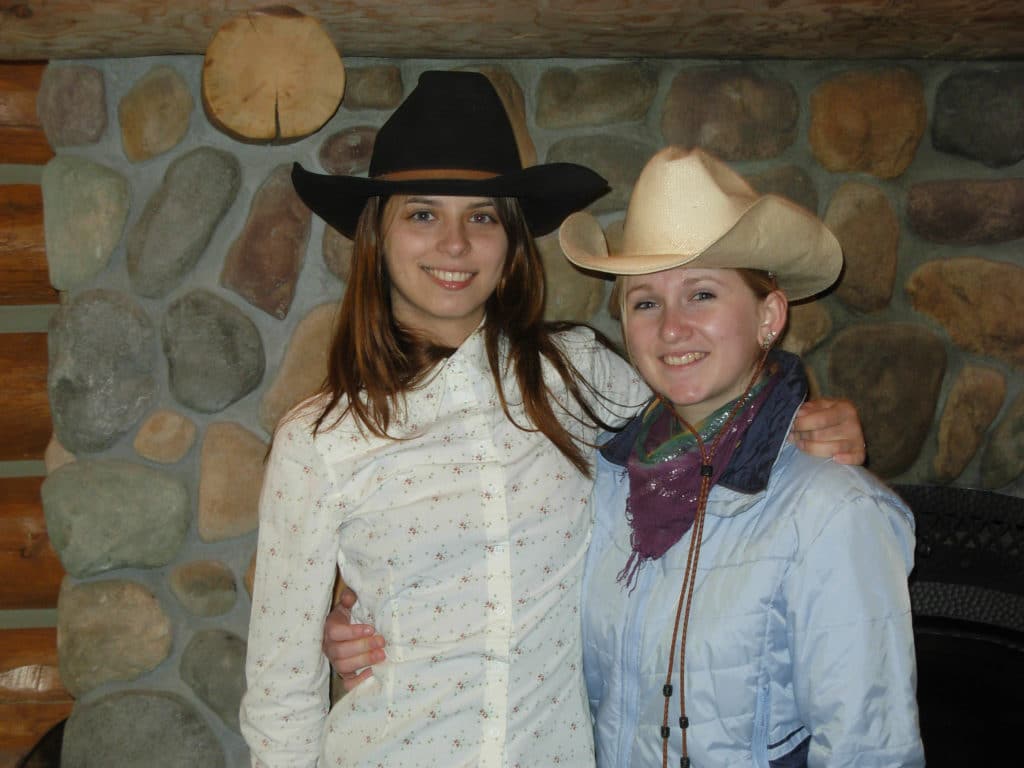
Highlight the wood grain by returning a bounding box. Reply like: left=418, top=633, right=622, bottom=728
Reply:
left=0, top=1, right=1021, bottom=60
left=0, top=185, right=57, bottom=306
left=0, top=62, right=53, bottom=164
left=0, top=333, right=52, bottom=462
left=0, top=628, right=73, bottom=768
left=0, top=477, right=65, bottom=610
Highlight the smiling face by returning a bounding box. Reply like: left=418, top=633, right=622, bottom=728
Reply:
left=621, top=266, right=787, bottom=425
left=382, top=195, right=509, bottom=347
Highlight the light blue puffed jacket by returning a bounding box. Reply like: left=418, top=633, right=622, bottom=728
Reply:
left=581, top=354, right=925, bottom=768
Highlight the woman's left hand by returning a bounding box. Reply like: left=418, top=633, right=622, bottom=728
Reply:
left=791, top=398, right=866, bottom=466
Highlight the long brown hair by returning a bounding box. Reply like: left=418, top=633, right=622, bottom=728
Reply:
left=313, top=195, right=617, bottom=475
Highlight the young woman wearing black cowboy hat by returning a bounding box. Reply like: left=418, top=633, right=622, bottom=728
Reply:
left=240, top=71, right=866, bottom=767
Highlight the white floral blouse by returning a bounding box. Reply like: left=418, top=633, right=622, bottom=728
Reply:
left=240, top=326, right=647, bottom=767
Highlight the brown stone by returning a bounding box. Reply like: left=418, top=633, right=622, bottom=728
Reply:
left=536, top=63, right=658, bottom=128
left=981, top=391, right=1024, bottom=489
left=828, top=323, right=946, bottom=478
left=470, top=66, right=537, bottom=167
left=57, top=579, right=172, bottom=696
left=343, top=65, right=403, bottom=110
left=319, top=126, right=377, bottom=175
left=907, top=178, right=1024, bottom=245
left=323, top=225, right=354, bottom=282
left=245, top=549, right=257, bottom=598
left=260, top=303, right=337, bottom=433
left=220, top=164, right=312, bottom=319
left=906, top=257, right=1024, bottom=368
left=169, top=560, right=238, bottom=617
left=809, top=68, right=925, bottom=178
left=44, top=434, right=76, bottom=474
left=933, top=365, right=1007, bottom=483
left=547, top=135, right=655, bottom=213
left=537, top=233, right=606, bottom=322
left=118, top=65, right=193, bottom=162
left=133, top=409, right=197, bottom=464
left=782, top=300, right=833, bottom=356
left=825, top=182, right=899, bottom=313
left=747, top=164, right=819, bottom=215
left=661, top=66, right=798, bottom=161
left=197, top=422, right=267, bottom=542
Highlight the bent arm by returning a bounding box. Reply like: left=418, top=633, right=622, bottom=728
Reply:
left=240, top=424, right=339, bottom=767
left=792, top=398, right=866, bottom=465
left=787, top=481, right=924, bottom=767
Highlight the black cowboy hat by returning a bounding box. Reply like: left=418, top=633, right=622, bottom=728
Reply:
left=291, top=70, right=609, bottom=238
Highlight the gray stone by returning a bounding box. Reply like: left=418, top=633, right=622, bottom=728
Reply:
left=319, top=125, right=377, bottom=175
left=907, top=178, right=1024, bottom=245
left=537, top=232, right=606, bottom=322
left=180, top=629, right=247, bottom=732
left=47, top=289, right=157, bottom=452
left=162, top=289, right=265, bottom=413
left=981, top=391, right=1024, bottom=489
left=42, top=459, right=189, bottom=577
left=127, top=146, right=240, bottom=297
left=260, top=303, right=336, bottom=432
left=61, top=690, right=225, bottom=768
left=41, top=156, right=129, bottom=291
left=825, top=182, right=899, bottom=313
left=57, top=579, right=172, bottom=696
left=547, top=134, right=656, bottom=214
left=536, top=63, right=658, bottom=128
left=118, top=65, right=193, bottom=162
left=747, top=164, right=820, bottom=216
left=220, top=164, right=311, bottom=319
left=170, top=560, right=238, bottom=617
left=809, top=68, right=926, bottom=178
left=198, top=421, right=267, bottom=542
left=933, top=365, right=1006, bottom=483
left=828, top=324, right=946, bottom=478
left=343, top=65, right=403, bottom=110
left=37, top=64, right=107, bottom=146
left=906, top=257, right=1024, bottom=368
left=933, top=68, right=1024, bottom=168
left=661, top=66, right=798, bottom=161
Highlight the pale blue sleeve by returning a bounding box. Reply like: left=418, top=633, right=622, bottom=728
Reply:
left=785, top=478, right=925, bottom=767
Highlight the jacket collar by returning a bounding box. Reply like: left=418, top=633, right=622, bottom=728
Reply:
left=600, top=350, right=808, bottom=497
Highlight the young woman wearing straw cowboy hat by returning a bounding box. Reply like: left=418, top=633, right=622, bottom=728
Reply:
left=240, top=71, right=867, bottom=767
left=560, top=146, right=923, bottom=767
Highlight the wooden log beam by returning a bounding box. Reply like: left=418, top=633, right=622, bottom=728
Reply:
left=0, top=1, right=1022, bottom=61
left=0, top=627, right=73, bottom=768
left=0, top=477, right=65, bottom=611
left=0, top=63, right=53, bottom=165
left=0, top=333, right=51, bottom=462
left=0, top=185, right=57, bottom=306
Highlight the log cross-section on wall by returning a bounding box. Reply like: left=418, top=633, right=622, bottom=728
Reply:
left=0, top=62, right=54, bottom=165
left=0, top=184, right=57, bottom=305
left=0, top=333, right=52, bottom=462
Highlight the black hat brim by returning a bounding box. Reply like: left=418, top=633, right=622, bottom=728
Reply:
left=292, top=162, right=609, bottom=239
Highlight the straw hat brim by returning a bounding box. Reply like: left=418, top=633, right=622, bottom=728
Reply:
left=559, top=195, right=842, bottom=301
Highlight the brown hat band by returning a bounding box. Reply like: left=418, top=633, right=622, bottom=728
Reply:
left=376, top=168, right=501, bottom=182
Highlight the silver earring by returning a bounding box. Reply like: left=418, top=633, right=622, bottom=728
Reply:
left=761, top=330, right=776, bottom=351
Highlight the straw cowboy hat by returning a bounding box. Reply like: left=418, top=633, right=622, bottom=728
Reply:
left=558, top=146, right=842, bottom=300
left=292, top=70, right=609, bottom=238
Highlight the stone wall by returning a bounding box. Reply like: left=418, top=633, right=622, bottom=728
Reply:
left=35, top=55, right=1023, bottom=765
